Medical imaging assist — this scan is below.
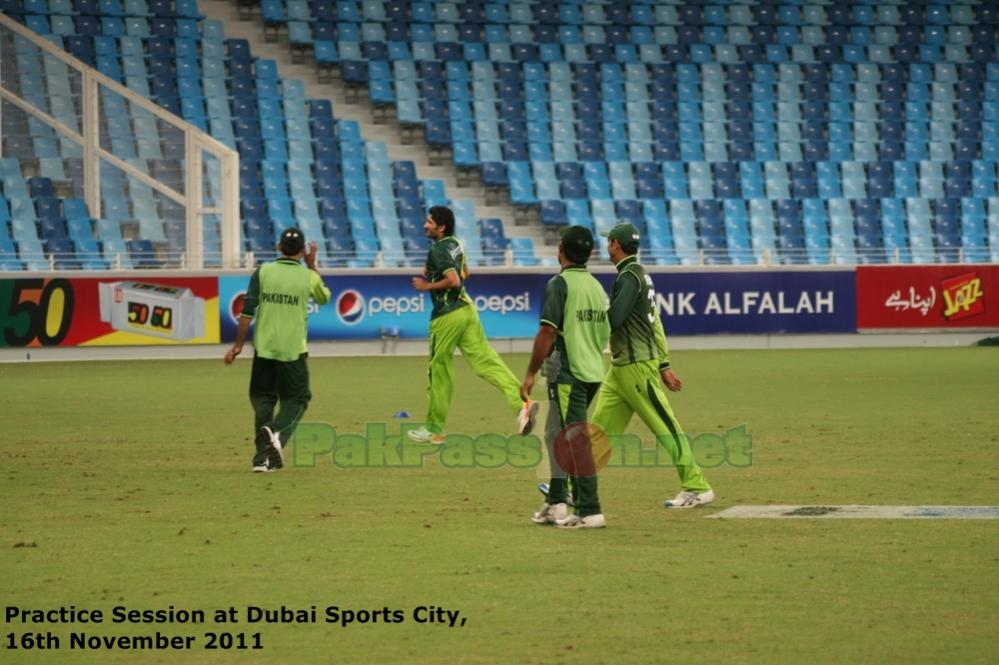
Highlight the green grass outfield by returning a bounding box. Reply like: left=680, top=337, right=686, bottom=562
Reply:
left=2, top=347, right=998, bottom=664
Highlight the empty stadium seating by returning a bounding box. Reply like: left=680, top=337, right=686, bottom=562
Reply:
left=1, top=1, right=998, bottom=269
left=246, top=0, right=999, bottom=266
left=0, top=1, right=512, bottom=269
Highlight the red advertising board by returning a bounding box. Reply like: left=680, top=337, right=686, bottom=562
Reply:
left=0, top=276, right=219, bottom=347
left=856, top=265, right=999, bottom=330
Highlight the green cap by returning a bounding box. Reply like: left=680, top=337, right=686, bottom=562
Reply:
left=560, top=225, right=594, bottom=260
left=601, top=222, right=641, bottom=250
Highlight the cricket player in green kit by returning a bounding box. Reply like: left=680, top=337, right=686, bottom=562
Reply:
left=407, top=206, right=538, bottom=444
left=592, top=223, right=715, bottom=508
left=225, top=228, right=331, bottom=472
left=521, top=226, right=610, bottom=528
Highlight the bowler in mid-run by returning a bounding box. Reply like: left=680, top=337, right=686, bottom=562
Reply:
left=406, top=206, right=539, bottom=445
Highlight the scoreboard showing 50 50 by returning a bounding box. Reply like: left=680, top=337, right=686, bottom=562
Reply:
left=98, top=281, right=205, bottom=341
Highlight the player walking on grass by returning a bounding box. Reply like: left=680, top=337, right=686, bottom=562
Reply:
left=521, top=226, right=610, bottom=528
left=225, top=228, right=331, bottom=472
left=408, top=206, right=538, bottom=444
left=592, top=223, right=715, bottom=508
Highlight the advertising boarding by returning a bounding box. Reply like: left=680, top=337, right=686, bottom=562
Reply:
left=0, top=277, right=220, bottom=347
left=219, top=273, right=543, bottom=342
left=856, top=265, right=999, bottom=329
left=605, top=270, right=857, bottom=335
left=219, top=269, right=856, bottom=342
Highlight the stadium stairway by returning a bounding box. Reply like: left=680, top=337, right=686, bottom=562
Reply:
left=201, top=0, right=550, bottom=261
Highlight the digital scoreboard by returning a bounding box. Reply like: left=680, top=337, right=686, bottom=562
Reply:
left=98, top=281, right=205, bottom=341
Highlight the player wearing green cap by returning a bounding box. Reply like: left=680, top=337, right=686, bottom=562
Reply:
left=592, top=222, right=715, bottom=508
left=225, top=228, right=331, bottom=472
left=521, top=225, right=611, bottom=528
left=407, top=206, right=538, bottom=444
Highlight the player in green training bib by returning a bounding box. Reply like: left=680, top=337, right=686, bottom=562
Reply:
left=225, top=228, right=331, bottom=472
left=592, top=223, right=715, bottom=508
left=408, top=206, right=538, bottom=444
left=521, top=226, right=611, bottom=528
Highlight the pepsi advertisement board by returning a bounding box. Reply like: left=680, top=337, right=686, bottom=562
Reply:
left=218, top=274, right=545, bottom=341
left=219, top=269, right=856, bottom=342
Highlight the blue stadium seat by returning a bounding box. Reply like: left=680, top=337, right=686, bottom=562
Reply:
left=510, top=237, right=540, bottom=266
left=507, top=161, right=537, bottom=205
left=481, top=162, right=507, bottom=188
left=634, top=162, right=662, bottom=199
left=565, top=200, right=593, bottom=231
left=540, top=200, right=566, bottom=227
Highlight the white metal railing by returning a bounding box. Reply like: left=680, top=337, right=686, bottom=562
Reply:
left=7, top=247, right=988, bottom=273
left=0, top=13, right=239, bottom=268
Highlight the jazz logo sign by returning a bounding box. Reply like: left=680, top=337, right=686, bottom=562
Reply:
left=941, top=272, right=984, bottom=321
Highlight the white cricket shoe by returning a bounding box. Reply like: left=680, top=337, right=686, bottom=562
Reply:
left=554, top=513, right=607, bottom=529
left=517, top=400, right=540, bottom=435
left=406, top=427, right=446, bottom=444
left=531, top=502, right=568, bottom=524
left=664, top=489, right=716, bottom=508
left=251, top=463, right=274, bottom=473
left=261, top=425, right=284, bottom=466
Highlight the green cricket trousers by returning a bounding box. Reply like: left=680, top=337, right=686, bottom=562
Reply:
left=249, top=352, right=311, bottom=466
left=544, top=375, right=602, bottom=517
left=425, top=304, right=523, bottom=434
left=591, top=359, right=711, bottom=493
